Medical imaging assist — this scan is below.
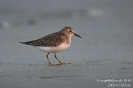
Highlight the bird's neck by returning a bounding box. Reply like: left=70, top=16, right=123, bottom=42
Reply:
left=65, top=36, right=71, bottom=44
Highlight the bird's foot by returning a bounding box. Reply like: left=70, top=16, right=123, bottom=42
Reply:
left=48, top=63, right=60, bottom=66
left=48, top=63, right=71, bottom=66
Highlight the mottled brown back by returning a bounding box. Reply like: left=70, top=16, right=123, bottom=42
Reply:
left=19, top=32, right=64, bottom=47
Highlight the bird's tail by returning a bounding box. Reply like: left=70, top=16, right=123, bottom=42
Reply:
left=19, top=41, right=33, bottom=45
left=19, top=42, right=26, bottom=44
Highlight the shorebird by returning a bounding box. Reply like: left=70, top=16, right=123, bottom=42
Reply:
left=20, top=27, right=81, bottom=66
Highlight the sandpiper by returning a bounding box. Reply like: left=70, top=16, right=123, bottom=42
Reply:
left=20, top=27, right=81, bottom=66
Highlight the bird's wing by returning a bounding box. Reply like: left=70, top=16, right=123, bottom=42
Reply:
left=20, top=33, right=63, bottom=47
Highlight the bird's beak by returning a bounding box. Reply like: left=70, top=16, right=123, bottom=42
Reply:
left=74, top=33, right=82, bottom=38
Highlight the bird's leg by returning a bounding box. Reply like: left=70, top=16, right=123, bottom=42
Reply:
left=54, top=53, right=67, bottom=64
left=46, top=53, right=53, bottom=66
left=46, top=53, right=60, bottom=66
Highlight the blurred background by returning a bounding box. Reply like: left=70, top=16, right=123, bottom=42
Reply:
left=0, top=0, right=133, bottom=63
left=0, top=0, right=132, bottom=29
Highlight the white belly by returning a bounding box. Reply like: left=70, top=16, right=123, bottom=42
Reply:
left=37, top=43, right=70, bottom=53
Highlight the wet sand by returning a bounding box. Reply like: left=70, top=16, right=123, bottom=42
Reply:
left=0, top=0, right=133, bottom=88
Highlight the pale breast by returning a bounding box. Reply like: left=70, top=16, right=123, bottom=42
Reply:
left=37, top=42, right=71, bottom=53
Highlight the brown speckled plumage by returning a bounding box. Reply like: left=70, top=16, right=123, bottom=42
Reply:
left=20, top=33, right=64, bottom=47
left=20, top=27, right=79, bottom=47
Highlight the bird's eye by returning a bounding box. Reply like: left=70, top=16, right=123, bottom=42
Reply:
left=69, top=30, right=72, bottom=32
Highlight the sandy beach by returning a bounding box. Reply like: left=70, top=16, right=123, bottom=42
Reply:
left=0, top=0, right=133, bottom=88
